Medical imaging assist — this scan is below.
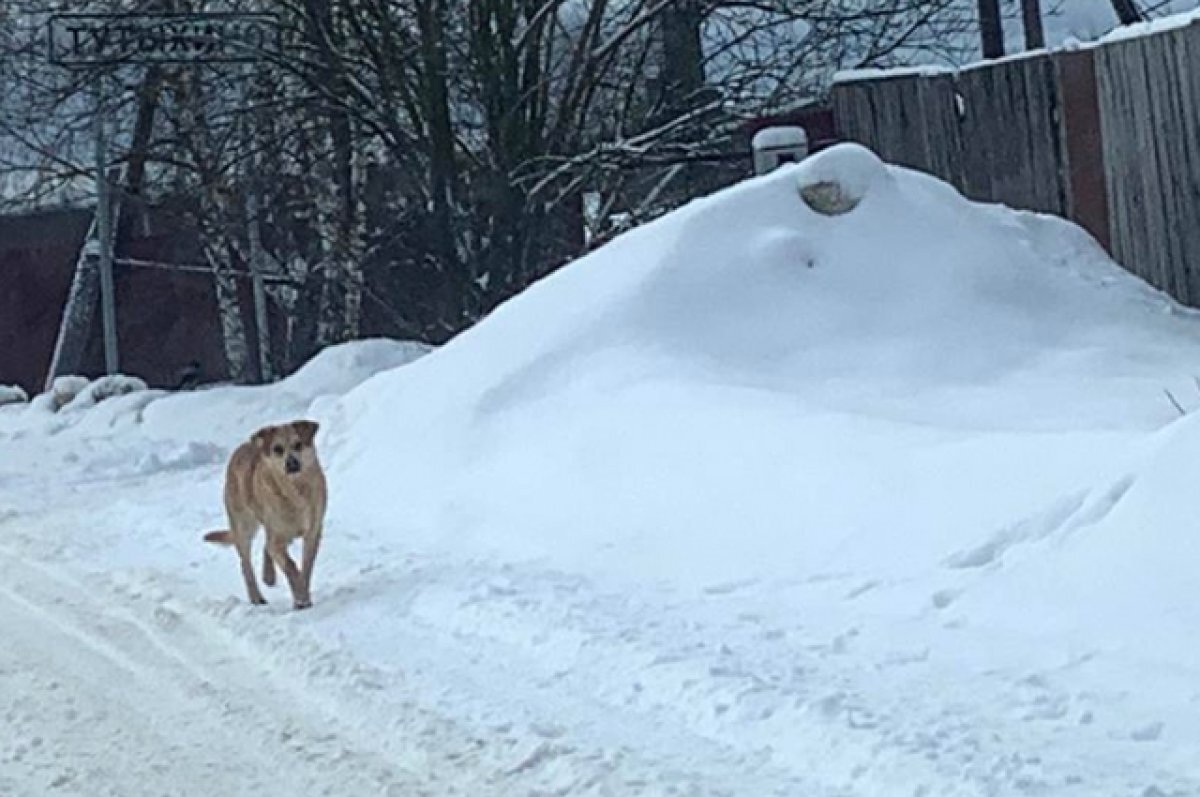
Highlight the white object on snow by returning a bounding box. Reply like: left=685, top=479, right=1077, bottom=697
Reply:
left=62, top=374, right=149, bottom=412
left=0, top=385, right=28, bottom=407
left=751, top=125, right=808, bottom=175
left=30, top=375, right=91, bottom=413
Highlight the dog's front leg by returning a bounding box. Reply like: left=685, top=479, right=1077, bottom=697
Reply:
left=235, top=536, right=267, bottom=605
left=301, top=522, right=322, bottom=597
left=261, top=539, right=276, bottom=587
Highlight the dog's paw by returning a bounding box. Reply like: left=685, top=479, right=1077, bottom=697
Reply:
left=250, top=595, right=268, bottom=606
left=293, top=598, right=312, bottom=611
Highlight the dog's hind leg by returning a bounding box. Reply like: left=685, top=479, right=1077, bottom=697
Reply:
left=267, top=531, right=310, bottom=610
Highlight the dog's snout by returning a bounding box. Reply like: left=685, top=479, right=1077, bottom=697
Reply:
left=285, top=454, right=301, bottom=474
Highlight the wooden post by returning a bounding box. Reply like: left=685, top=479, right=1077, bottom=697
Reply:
left=95, top=76, right=119, bottom=374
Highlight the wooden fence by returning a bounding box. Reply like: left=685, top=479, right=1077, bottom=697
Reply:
left=832, top=20, right=1200, bottom=307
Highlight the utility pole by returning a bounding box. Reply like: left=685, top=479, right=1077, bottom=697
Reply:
left=94, top=76, right=119, bottom=375
left=243, top=66, right=273, bottom=382
left=48, top=11, right=283, bottom=386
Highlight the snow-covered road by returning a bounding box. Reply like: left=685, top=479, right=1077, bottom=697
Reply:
left=3, top=453, right=1197, bottom=797
left=0, top=472, right=831, bottom=797
left=0, top=539, right=434, bottom=797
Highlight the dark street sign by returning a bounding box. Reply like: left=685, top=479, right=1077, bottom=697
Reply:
left=49, top=13, right=282, bottom=66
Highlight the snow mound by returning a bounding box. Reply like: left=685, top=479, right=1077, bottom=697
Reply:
left=282, top=338, right=432, bottom=399
left=0, top=339, right=428, bottom=445
left=31, top=375, right=90, bottom=413
left=139, top=338, right=430, bottom=446
left=325, top=143, right=1200, bottom=591
left=953, top=409, right=1200, bottom=656
left=62, top=374, right=148, bottom=411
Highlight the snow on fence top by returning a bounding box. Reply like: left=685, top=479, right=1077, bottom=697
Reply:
left=1099, top=8, right=1200, bottom=44
left=832, top=65, right=951, bottom=85
left=834, top=7, right=1200, bottom=86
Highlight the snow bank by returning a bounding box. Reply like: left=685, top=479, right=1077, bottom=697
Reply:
left=30, top=375, right=91, bottom=413
left=0, top=339, right=429, bottom=443
left=138, top=338, right=431, bottom=445
left=61, top=374, right=148, bottom=411
left=325, top=143, right=1200, bottom=595
left=1099, top=8, right=1200, bottom=44
left=0, top=385, right=27, bottom=407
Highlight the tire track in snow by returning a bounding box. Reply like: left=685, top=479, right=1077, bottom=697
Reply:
left=0, top=545, right=437, bottom=797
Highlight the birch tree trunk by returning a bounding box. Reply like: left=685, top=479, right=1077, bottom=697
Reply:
left=977, top=0, right=1005, bottom=58
left=1110, top=0, right=1145, bottom=25
left=306, top=0, right=366, bottom=347
left=205, top=242, right=252, bottom=383
left=175, top=69, right=252, bottom=383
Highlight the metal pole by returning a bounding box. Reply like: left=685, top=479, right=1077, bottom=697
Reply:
left=95, top=76, right=119, bottom=374
left=243, top=67, right=273, bottom=382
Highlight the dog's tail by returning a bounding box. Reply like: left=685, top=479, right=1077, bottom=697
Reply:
left=203, top=529, right=234, bottom=545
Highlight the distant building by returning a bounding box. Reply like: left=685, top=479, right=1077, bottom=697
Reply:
left=0, top=204, right=278, bottom=395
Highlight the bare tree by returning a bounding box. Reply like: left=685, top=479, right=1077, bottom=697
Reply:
left=977, top=0, right=1005, bottom=58
left=1021, top=0, right=1045, bottom=50
left=0, top=0, right=993, bottom=372
left=1110, top=0, right=1145, bottom=25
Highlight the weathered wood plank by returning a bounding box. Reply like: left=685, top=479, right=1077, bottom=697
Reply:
left=833, top=21, right=1200, bottom=310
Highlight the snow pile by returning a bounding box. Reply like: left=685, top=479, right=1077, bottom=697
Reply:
left=954, top=409, right=1200, bottom=654
left=0, top=384, right=27, bottom=406
left=327, top=143, right=1200, bottom=585
left=292, top=144, right=1200, bottom=790
left=138, top=338, right=430, bottom=446
left=61, top=374, right=148, bottom=411
left=30, top=375, right=91, bottom=413
left=23, top=374, right=148, bottom=417
left=0, top=340, right=428, bottom=443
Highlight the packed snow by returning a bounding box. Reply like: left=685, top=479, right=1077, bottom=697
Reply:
left=4, top=145, right=1200, bottom=795
left=0, top=384, right=27, bottom=407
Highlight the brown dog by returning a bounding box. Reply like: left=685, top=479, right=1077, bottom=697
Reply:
left=204, top=420, right=326, bottom=609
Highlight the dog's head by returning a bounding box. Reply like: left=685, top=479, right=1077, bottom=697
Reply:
left=252, top=420, right=320, bottom=477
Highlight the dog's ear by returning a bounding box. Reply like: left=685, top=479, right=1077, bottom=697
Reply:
left=293, top=420, right=319, bottom=445
left=251, top=426, right=276, bottom=452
